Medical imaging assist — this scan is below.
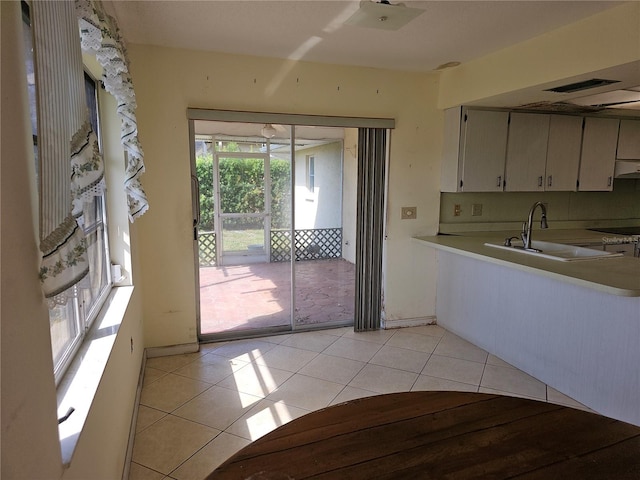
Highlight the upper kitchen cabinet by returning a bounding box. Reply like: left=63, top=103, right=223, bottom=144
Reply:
left=616, top=119, right=640, bottom=159
left=578, top=117, right=620, bottom=191
left=441, top=107, right=509, bottom=192
left=545, top=115, right=583, bottom=191
left=504, top=113, right=550, bottom=191
left=504, top=113, right=582, bottom=192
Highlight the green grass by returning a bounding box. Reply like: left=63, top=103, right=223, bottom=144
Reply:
left=222, top=228, right=265, bottom=251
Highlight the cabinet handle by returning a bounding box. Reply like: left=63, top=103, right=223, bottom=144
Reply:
left=607, top=176, right=612, bottom=187
left=547, top=175, right=552, bottom=187
left=538, top=176, right=543, bottom=187
left=497, top=175, right=502, bottom=188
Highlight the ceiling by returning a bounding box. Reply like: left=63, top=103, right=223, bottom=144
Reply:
left=107, top=1, right=621, bottom=72
left=105, top=0, right=639, bottom=112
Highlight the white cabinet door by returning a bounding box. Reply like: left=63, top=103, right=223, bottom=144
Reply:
left=545, top=115, right=583, bottom=191
left=616, top=119, right=640, bottom=159
left=461, top=110, right=509, bottom=192
left=504, top=113, right=550, bottom=191
left=578, top=117, right=619, bottom=191
left=441, top=107, right=464, bottom=192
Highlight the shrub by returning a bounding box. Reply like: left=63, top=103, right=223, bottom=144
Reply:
left=195, top=154, right=291, bottom=232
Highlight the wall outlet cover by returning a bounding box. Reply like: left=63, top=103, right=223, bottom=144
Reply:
left=401, top=207, right=417, bottom=219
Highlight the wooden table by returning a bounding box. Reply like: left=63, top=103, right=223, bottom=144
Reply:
left=207, top=391, right=640, bottom=479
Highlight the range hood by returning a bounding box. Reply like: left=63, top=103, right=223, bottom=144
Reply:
left=614, top=160, right=640, bottom=178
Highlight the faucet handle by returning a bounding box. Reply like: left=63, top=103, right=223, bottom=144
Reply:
left=504, top=236, right=519, bottom=247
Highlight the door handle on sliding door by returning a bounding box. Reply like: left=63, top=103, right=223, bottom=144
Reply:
left=191, top=175, right=200, bottom=240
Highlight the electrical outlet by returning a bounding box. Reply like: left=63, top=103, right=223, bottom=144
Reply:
left=401, top=207, right=417, bottom=219
left=454, top=204, right=461, bottom=217
left=471, top=203, right=483, bottom=216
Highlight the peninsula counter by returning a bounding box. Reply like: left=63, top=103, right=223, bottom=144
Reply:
left=415, top=232, right=639, bottom=426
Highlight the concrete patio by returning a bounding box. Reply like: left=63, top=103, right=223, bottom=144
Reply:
left=199, top=259, right=355, bottom=336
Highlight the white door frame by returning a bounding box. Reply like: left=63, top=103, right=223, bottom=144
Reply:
left=213, top=148, right=271, bottom=266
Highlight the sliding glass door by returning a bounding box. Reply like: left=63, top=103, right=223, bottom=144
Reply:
left=292, top=128, right=356, bottom=328
left=193, top=125, right=292, bottom=336
left=189, top=115, right=386, bottom=341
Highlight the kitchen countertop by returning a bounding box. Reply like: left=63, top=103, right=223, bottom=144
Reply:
left=414, top=229, right=640, bottom=297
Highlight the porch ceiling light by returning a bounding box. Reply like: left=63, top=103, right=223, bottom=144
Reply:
left=345, top=0, right=424, bottom=31
left=261, top=124, right=277, bottom=138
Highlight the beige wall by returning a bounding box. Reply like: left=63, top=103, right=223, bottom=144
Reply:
left=1, top=3, right=144, bottom=478
left=129, top=44, right=442, bottom=345
left=1, top=3, right=63, bottom=476
left=130, top=2, right=640, bottom=343
left=438, top=2, right=640, bottom=109
left=342, top=129, right=359, bottom=264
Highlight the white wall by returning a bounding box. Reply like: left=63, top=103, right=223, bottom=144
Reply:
left=294, top=141, right=343, bottom=229
left=436, top=250, right=640, bottom=426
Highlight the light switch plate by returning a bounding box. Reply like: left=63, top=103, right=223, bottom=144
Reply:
left=401, top=207, right=417, bottom=219
left=472, top=203, right=483, bottom=216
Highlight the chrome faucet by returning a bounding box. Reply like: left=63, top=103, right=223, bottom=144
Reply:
left=521, top=201, right=548, bottom=251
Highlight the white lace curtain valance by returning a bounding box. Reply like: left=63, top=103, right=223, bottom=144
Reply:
left=76, top=0, right=149, bottom=221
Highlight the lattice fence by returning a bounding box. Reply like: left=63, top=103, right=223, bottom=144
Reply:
left=271, top=228, right=342, bottom=262
left=199, top=228, right=342, bottom=265
left=198, top=231, right=217, bottom=266
left=270, top=230, right=292, bottom=263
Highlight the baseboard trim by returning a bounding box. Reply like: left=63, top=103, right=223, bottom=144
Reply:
left=383, top=316, right=437, bottom=330
left=122, top=352, right=146, bottom=480
left=145, top=342, right=200, bottom=358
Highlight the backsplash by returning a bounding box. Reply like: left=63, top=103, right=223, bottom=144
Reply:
left=440, top=179, right=640, bottom=226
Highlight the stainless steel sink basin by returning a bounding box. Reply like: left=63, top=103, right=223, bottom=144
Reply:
left=484, top=240, right=623, bottom=262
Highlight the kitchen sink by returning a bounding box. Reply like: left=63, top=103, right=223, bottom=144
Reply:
left=484, top=240, right=623, bottom=262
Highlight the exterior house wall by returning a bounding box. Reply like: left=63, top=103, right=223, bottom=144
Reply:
left=294, top=141, right=344, bottom=230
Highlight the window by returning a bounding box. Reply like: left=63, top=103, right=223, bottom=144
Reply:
left=306, top=155, right=315, bottom=192
left=23, top=3, right=112, bottom=382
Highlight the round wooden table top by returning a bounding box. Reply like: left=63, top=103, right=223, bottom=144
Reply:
left=207, top=391, right=640, bottom=480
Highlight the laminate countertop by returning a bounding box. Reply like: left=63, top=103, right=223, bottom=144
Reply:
left=414, top=229, right=640, bottom=297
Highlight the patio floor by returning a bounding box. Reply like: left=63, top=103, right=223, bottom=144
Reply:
left=199, top=259, right=355, bottom=335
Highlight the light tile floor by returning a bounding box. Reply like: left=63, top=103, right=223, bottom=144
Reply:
left=129, top=325, right=590, bottom=480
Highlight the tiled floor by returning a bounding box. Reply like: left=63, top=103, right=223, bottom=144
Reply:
left=129, top=325, right=590, bottom=480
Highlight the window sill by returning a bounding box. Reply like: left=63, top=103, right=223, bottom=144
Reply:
left=56, top=286, right=134, bottom=467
